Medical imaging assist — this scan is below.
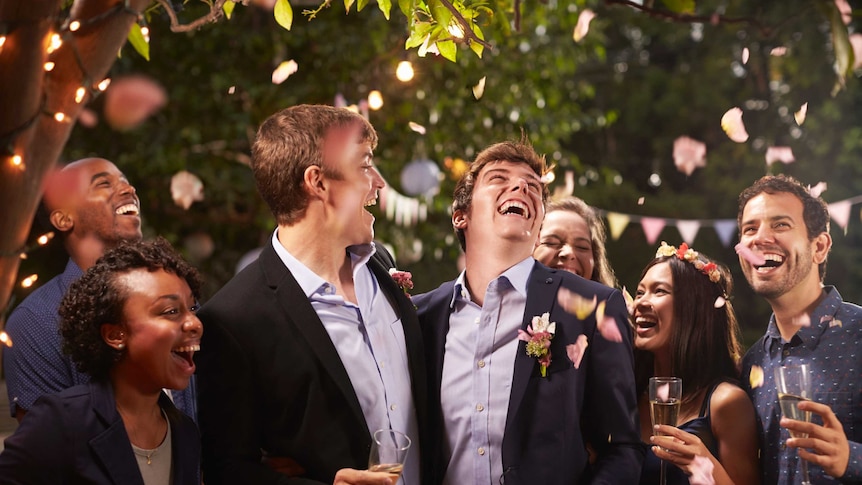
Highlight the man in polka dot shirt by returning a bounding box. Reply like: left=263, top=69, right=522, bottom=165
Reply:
left=738, top=174, right=862, bottom=484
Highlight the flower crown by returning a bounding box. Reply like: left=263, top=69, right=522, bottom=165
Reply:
left=656, top=241, right=721, bottom=284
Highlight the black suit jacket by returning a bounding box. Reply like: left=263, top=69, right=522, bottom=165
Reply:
left=0, top=382, right=200, bottom=485
left=415, top=261, right=644, bottom=485
left=196, top=242, right=428, bottom=485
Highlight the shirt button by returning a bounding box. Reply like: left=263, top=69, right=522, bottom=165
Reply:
left=477, top=360, right=486, bottom=368
left=476, top=403, right=484, bottom=412
left=783, top=350, right=790, bottom=357
left=390, top=404, right=397, bottom=411
left=474, top=317, right=480, bottom=325
left=379, top=361, right=385, bottom=368
left=478, top=447, right=485, bottom=456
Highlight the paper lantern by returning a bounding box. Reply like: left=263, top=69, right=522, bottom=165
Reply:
left=400, top=158, right=441, bottom=197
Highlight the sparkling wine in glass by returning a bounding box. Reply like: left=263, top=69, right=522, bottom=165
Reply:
left=650, top=377, right=682, bottom=485
left=369, top=429, right=411, bottom=483
left=775, top=364, right=813, bottom=485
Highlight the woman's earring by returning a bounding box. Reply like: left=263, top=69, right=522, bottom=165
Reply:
left=117, top=343, right=125, bottom=350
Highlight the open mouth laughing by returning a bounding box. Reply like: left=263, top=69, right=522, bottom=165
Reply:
left=497, top=200, right=531, bottom=219
left=754, top=253, right=784, bottom=272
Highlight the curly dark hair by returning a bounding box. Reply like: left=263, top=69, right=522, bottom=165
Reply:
left=737, top=174, right=830, bottom=280
left=634, top=249, right=743, bottom=406
left=452, top=139, right=550, bottom=251
left=59, top=238, right=202, bottom=381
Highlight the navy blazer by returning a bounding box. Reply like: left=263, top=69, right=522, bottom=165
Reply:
left=0, top=381, right=200, bottom=485
left=415, top=261, right=644, bottom=485
left=196, top=243, right=429, bottom=485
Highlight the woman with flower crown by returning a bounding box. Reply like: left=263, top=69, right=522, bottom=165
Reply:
left=633, top=242, right=760, bottom=485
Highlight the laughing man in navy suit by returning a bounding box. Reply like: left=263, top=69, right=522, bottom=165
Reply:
left=414, top=140, right=644, bottom=485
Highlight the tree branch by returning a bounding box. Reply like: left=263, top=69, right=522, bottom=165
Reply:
left=155, top=0, right=229, bottom=32
left=437, top=0, right=492, bottom=50
left=604, top=0, right=774, bottom=37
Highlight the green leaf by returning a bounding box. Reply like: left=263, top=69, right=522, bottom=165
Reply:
left=357, top=0, right=369, bottom=12
left=660, top=0, right=695, bottom=15
left=127, top=23, right=150, bottom=61
left=405, top=21, right=433, bottom=49
left=469, top=23, right=484, bottom=58
left=397, top=0, right=412, bottom=17
left=437, top=39, right=457, bottom=62
left=274, top=0, right=293, bottom=31
left=345, top=0, right=355, bottom=12
left=428, top=0, right=452, bottom=30
left=378, top=0, right=392, bottom=20
left=223, top=0, right=235, bottom=19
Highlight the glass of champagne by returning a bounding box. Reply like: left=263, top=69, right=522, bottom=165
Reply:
left=775, top=364, right=813, bottom=485
left=369, top=429, right=411, bottom=484
left=650, top=377, right=682, bottom=485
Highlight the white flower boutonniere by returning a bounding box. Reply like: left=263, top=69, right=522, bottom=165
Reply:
left=517, top=312, right=556, bottom=377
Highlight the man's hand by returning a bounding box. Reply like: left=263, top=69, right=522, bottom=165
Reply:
left=783, top=400, right=850, bottom=479
left=333, top=468, right=397, bottom=485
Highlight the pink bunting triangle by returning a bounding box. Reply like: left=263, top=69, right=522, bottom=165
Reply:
left=676, top=220, right=701, bottom=245
left=641, top=217, right=666, bottom=245
left=828, top=200, right=852, bottom=232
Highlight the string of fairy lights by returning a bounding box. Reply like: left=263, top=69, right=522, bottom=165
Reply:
left=0, top=0, right=148, bottom=345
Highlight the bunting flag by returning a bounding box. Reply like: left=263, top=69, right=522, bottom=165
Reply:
left=676, top=220, right=701, bottom=245
left=714, top=220, right=738, bottom=247
left=379, top=185, right=428, bottom=227
left=641, top=217, right=666, bottom=245
left=606, top=212, right=631, bottom=240
left=828, top=200, right=852, bottom=233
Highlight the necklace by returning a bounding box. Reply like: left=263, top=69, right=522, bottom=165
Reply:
left=132, top=446, right=158, bottom=465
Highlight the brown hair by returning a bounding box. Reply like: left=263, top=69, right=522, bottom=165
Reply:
left=737, top=174, right=830, bottom=280
left=545, top=197, right=618, bottom=288
left=452, top=140, right=549, bottom=251
left=251, top=105, right=378, bottom=225
left=634, top=252, right=743, bottom=405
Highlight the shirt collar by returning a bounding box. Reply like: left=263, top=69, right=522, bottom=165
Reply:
left=270, top=229, right=376, bottom=298
left=761, top=286, right=842, bottom=352
left=449, top=256, right=534, bottom=309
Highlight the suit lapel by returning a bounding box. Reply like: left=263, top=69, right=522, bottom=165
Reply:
left=88, top=383, right=145, bottom=485
left=505, top=263, right=561, bottom=432
left=260, top=245, right=368, bottom=434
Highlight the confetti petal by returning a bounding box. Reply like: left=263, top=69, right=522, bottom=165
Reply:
left=765, top=146, right=795, bottom=166
left=657, top=383, right=670, bottom=402
left=472, top=76, right=486, bottom=100
left=770, top=46, right=787, bottom=56
left=566, top=335, right=589, bottom=369
left=829, top=318, right=843, bottom=328
left=749, top=365, right=764, bottom=389
left=573, top=9, right=596, bottom=42
left=808, top=182, right=827, bottom=198
left=689, top=455, right=716, bottom=485
left=741, top=47, right=750, bottom=65
left=171, top=170, right=205, bottom=210
left=557, top=288, right=597, bottom=320
left=734, top=243, right=766, bottom=267
left=791, top=313, right=811, bottom=327
left=835, top=0, right=852, bottom=25
left=637, top=197, right=645, bottom=206
left=714, top=296, right=726, bottom=309
left=271, top=60, right=298, bottom=84
left=596, top=300, right=623, bottom=343
left=408, top=121, right=426, bottom=134
left=851, top=34, right=862, bottom=70
left=672, top=136, right=707, bottom=176
left=622, top=286, right=635, bottom=315
left=104, top=75, right=167, bottom=131
left=794, top=102, right=808, bottom=126
left=721, top=107, right=749, bottom=143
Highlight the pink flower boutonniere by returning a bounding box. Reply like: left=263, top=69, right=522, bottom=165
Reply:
left=517, top=312, right=556, bottom=377
left=388, top=268, right=414, bottom=297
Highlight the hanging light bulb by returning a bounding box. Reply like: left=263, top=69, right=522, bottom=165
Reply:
left=46, top=33, right=62, bottom=54
left=97, top=78, right=111, bottom=91
left=21, top=274, right=38, bottom=288
left=37, top=232, right=54, bottom=245
left=54, top=112, right=67, bottom=122
left=141, top=26, right=150, bottom=42
left=396, top=61, right=414, bottom=82
left=0, top=331, right=12, bottom=348
left=44, top=61, right=55, bottom=71
left=75, top=87, right=86, bottom=103
left=69, top=20, right=81, bottom=32
left=10, top=154, right=24, bottom=170
left=367, top=90, right=384, bottom=110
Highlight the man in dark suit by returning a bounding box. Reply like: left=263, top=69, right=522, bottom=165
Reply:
left=196, top=105, right=427, bottom=485
left=414, top=141, right=643, bottom=485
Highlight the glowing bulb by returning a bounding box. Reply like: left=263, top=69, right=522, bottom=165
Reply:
left=367, top=90, right=384, bottom=110
left=97, top=78, right=111, bottom=91
left=0, top=331, right=12, bottom=348
left=141, top=26, right=150, bottom=42
left=46, top=33, right=62, bottom=54
left=11, top=154, right=23, bottom=167
left=69, top=20, right=81, bottom=32
left=37, top=232, right=54, bottom=245
left=21, top=274, right=38, bottom=288
left=75, top=87, right=86, bottom=103
left=0, top=36, right=6, bottom=48
left=44, top=61, right=55, bottom=71
left=396, top=61, right=414, bottom=82
left=54, top=112, right=66, bottom=122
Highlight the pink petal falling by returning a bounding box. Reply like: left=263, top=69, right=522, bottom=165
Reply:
left=851, top=34, right=862, bottom=70
left=103, top=75, right=167, bottom=131
left=622, top=286, right=635, bottom=315
left=794, top=102, right=808, bottom=126
left=714, top=296, right=726, bottom=309
left=808, top=182, right=827, bottom=198
left=721, top=107, right=749, bottom=143
left=835, top=0, right=852, bottom=25
left=170, top=170, right=205, bottom=210
left=271, top=60, right=298, bottom=85
left=734, top=243, right=766, bottom=267
left=557, top=288, right=597, bottom=320
left=573, top=9, right=596, bottom=42
left=656, top=383, right=670, bottom=402
left=566, top=335, right=589, bottom=369
left=791, top=313, right=811, bottom=327
left=596, top=300, right=623, bottom=343
left=749, top=365, right=764, bottom=389
left=672, top=136, right=707, bottom=176
left=765, top=146, right=795, bottom=167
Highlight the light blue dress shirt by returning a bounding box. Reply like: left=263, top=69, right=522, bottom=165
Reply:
left=271, top=232, right=419, bottom=485
left=440, top=256, right=533, bottom=485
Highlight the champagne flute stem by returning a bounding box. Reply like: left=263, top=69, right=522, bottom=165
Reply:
left=660, top=458, right=666, bottom=485
left=800, top=458, right=811, bottom=485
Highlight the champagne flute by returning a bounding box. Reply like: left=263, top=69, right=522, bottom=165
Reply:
left=650, top=377, right=682, bottom=485
left=775, top=364, right=813, bottom=485
left=368, top=429, right=411, bottom=483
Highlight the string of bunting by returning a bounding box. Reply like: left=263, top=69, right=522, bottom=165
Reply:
left=592, top=193, right=862, bottom=246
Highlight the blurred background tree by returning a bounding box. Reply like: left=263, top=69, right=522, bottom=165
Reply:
left=6, top=0, right=862, bottom=348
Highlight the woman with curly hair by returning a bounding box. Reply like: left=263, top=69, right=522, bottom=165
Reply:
left=633, top=242, right=759, bottom=485
left=0, top=238, right=203, bottom=485
left=533, top=196, right=618, bottom=288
